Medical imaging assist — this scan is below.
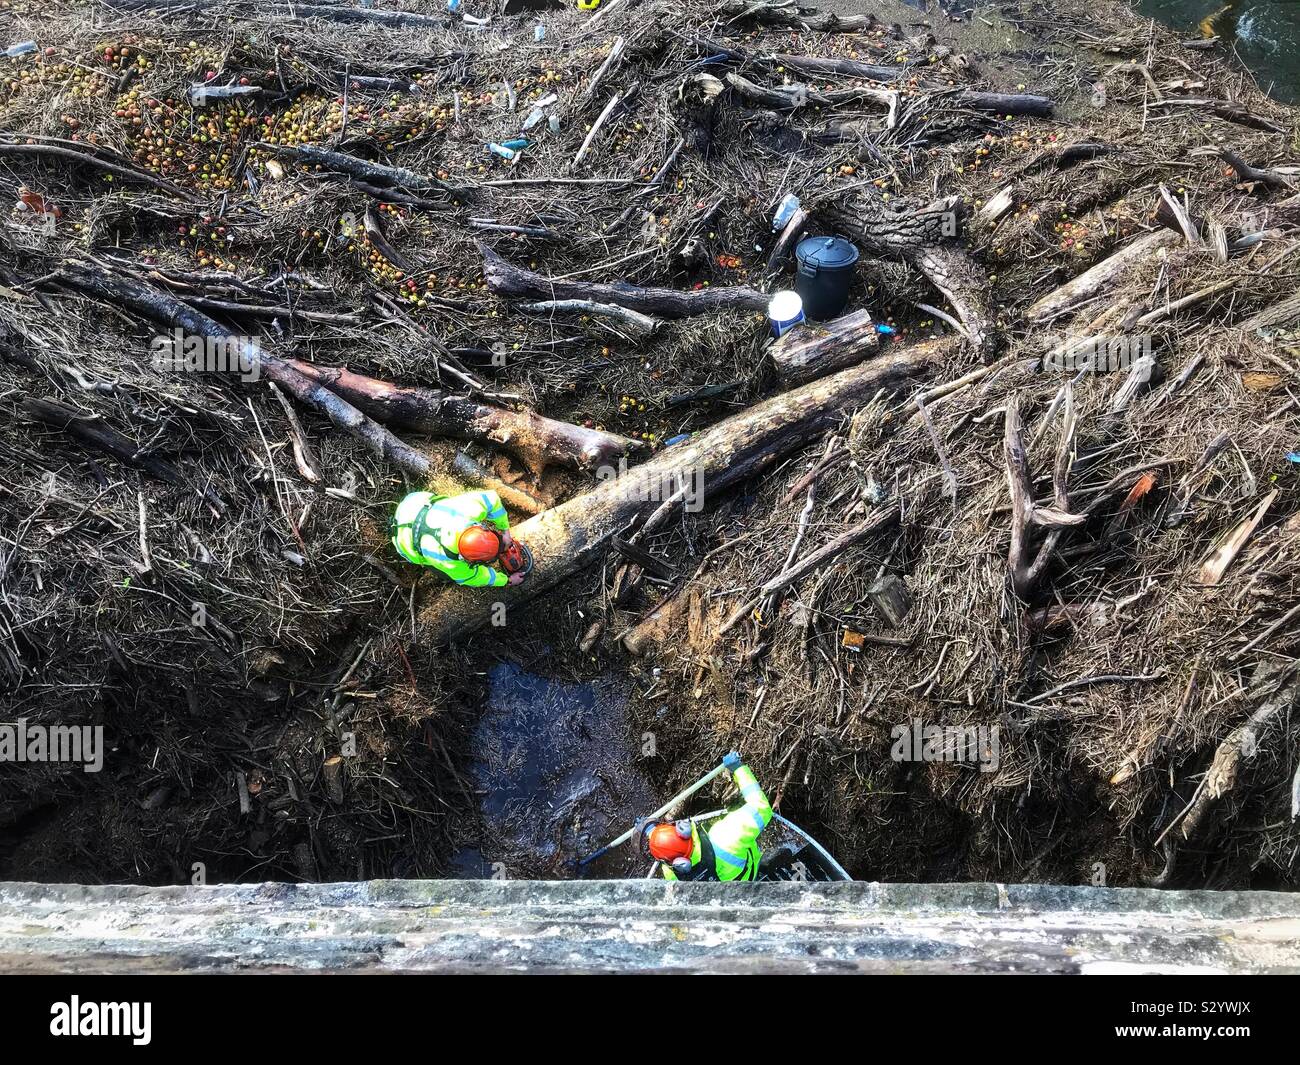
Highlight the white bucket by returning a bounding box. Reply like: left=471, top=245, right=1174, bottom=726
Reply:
left=768, top=290, right=805, bottom=338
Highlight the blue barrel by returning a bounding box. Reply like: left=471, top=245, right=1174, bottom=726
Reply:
left=794, top=236, right=859, bottom=320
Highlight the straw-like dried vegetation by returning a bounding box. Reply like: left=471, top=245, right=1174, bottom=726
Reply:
left=2, top=0, right=1298, bottom=886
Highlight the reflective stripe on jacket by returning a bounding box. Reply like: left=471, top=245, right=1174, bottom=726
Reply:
left=661, top=764, right=772, bottom=882
left=391, top=490, right=510, bottom=588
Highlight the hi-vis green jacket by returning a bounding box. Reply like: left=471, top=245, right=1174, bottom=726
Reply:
left=662, top=764, right=773, bottom=882
left=391, top=490, right=511, bottom=588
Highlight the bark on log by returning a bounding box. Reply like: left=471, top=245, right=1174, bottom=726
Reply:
left=770, top=309, right=880, bottom=384
left=678, top=73, right=726, bottom=155
left=867, top=574, right=912, bottom=628
left=1153, top=98, right=1287, bottom=134
left=824, top=197, right=994, bottom=353
left=717, top=0, right=879, bottom=33
left=935, top=89, right=1054, bottom=117
left=481, top=244, right=768, bottom=318
left=257, top=142, right=456, bottom=195
left=723, top=72, right=898, bottom=119
left=284, top=358, right=641, bottom=476
left=1217, top=149, right=1298, bottom=190
left=1026, top=230, right=1179, bottom=323
left=766, top=206, right=810, bottom=278
left=519, top=299, right=662, bottom=338
left=771, top=51, right=950, bottom=83
left=417, top=341, right=946, bottom=645
left=322, top=756, right=345, bottom=804
left=1238, top=287, right=1300, bottom=332
left=1003, top=393, right=1082, bottom=598
left=697, top=37, right=1053, bottom=112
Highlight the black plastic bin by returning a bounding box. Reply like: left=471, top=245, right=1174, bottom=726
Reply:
left=794, top=235, right=860, bottom=320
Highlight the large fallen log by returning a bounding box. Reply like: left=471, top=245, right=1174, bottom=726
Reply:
left=770, top=309, right=880, bottom=384
left=481, top=245, right=768, bottom=318
left=417, top=340, right=947, bottom=644
left=824, top=197, right=994, bottom=353
left=284, top=358, right=642, bottom=476
left=717, top=0, right=878, bottom=33
left=697, top=36, right=1053, bottom=113
left=1026, top=230, right=1179, bottom=323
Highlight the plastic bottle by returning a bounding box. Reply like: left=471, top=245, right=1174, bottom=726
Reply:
left=534, top=22, right=546, bottom=42
left=4, top=41, right=37, bottom=58
left=771, top=192, right=800, bottom=232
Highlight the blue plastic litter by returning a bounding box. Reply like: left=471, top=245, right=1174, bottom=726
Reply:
left=771, top=192, right=801, bottom=232
left=1287, top=452, right=1300, bottom=464
left=501, top=138, right=530, bottom=151
left=875, top=324, right=896, bottom=335
left=664, top=433, right=693, bottom=448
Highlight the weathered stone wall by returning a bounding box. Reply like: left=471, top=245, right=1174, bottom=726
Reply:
left=2, top=880, right=1298, bottom=973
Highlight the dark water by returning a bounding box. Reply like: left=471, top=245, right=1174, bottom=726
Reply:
left=1137, top=0, right=1300, bottom=101
left=450, top=662, right=657, bottom=879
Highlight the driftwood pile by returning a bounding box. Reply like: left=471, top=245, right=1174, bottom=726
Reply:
left=2, top=0, right=1299, bottom=885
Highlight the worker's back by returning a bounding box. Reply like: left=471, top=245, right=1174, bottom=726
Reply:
left=662, top=763, right=772, bottom=882
left=390, top=490, right=511, bottom=587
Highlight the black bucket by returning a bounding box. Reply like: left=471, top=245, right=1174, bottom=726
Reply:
left=794, top=236, right=860, bottom=320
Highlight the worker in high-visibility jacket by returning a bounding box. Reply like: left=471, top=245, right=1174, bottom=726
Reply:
left=642, top=752, right=772, bottom=882
left=389, top=489, right=529, bottom=588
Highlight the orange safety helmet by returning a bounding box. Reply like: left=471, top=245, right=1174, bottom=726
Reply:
left=645, top=820, right=694, bottom=863
left=458, top=523, right=503, bottom=564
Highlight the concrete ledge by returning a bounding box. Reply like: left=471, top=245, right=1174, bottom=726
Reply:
left=2, top=880, right=1298, bottom=973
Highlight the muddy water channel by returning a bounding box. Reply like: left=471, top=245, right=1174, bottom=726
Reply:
left=451, top=663, right=659, bottom=879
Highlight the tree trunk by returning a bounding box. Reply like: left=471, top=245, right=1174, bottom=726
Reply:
left=717, top=0, right=879, bottom=33
left=284, top=359, right=642, bottom=476
left=824, top=198, right=994, bottom=353
left=1026, top=230, right=1178, bottom=323
left=417, top=341, right=947, bottom=645
left=481, top=244, right=768, bottom=318
left=770, top=309, right=880, bottom=384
